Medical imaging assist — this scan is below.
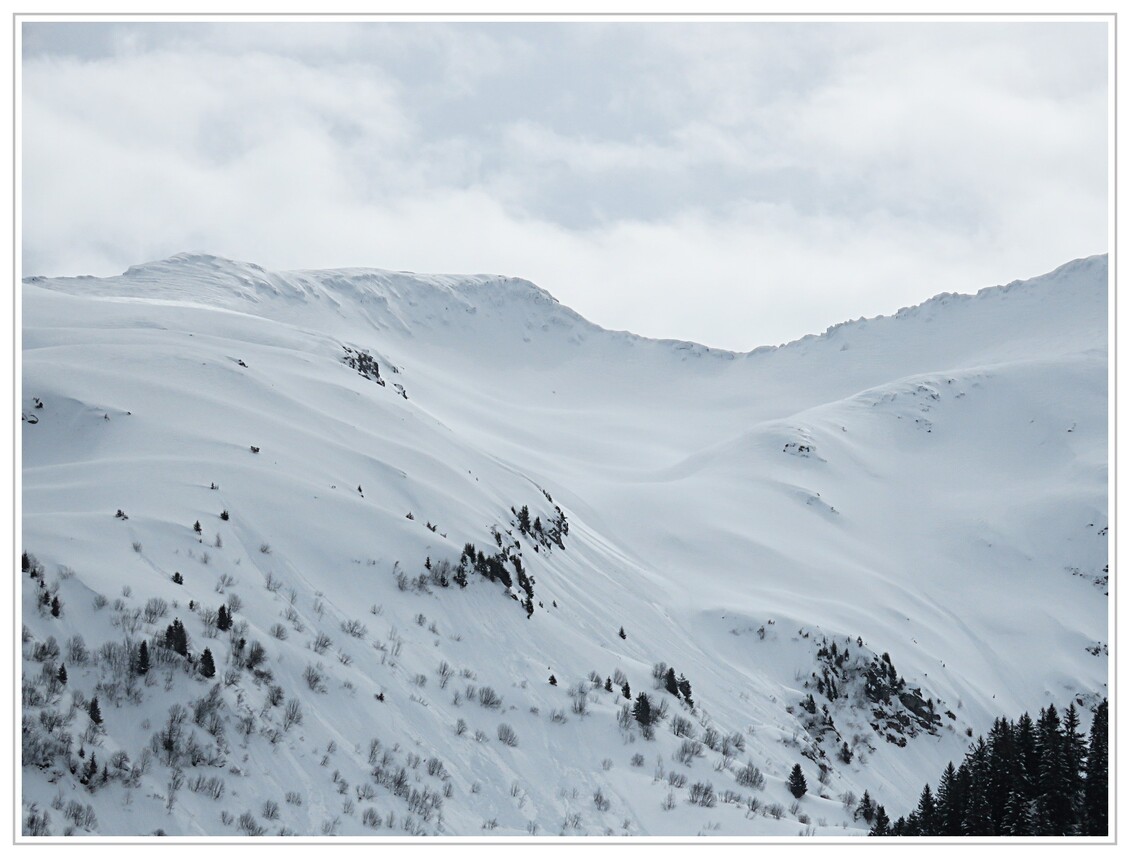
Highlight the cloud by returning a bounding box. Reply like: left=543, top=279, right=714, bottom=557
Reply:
left=21, top=21, right=1108, bottom=351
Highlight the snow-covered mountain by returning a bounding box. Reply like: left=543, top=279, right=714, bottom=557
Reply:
left=20, top=253, right=1109, bottom=837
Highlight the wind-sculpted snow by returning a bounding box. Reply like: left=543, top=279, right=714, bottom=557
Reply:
left=20, top=254, right=1107, bottom=837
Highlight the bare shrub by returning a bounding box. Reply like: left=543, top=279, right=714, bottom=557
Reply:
left=341, top=619, right=367, bottom=639
left=477, top=686, right=502, bottom=709
left=736, top=761, right=766, bottom=789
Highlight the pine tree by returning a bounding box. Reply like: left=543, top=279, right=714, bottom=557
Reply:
left=787, top=763, right=808, bottom=799
left=165, top=619, right=188, bottom=657
left=1002, top=786, right=1034, bottom=836
left=200, top=647, right=216, bottom=679
left=618, top=626, right=626, bottom=640
left=136, top=640, right=149, bottom=675
left=216, top=605, right=230, bottom=632
left=1062, top=704, right=1088, bottom=829
left=1082, top=700, right=1108, bottom=835
left=50, top=596, right=61, bottom=618
left=88, top=696, right=102, bottom=725
left=961, top=738, right=993, bottom=835
left=677, top=674, right=693, bottom=707
left=56, top=663, right=67, bottom=685
left=664, top=667, right=679, bottom=697
left=220, top=510, right=229, bottom=521
left=604, top=677, right=613, bottom=693
left=935, top=761, right=963, bottom=836
left=172, top=572, right=183, bottom=585
left=1014, top=712, right=1039, bottom=802
left=632, top=692, right=652, bottom=727
left=548, top=674, right=557, bottom=686
left=869, top=805, right=891, bottom=835
left=193, top=520, right=202, bottom=535
left=855, top=790, right=876, bottom=824
left=986, top=717, right=1016, bottom=832
left=914, top=783, right=937, bottom=835
left=1035, top=705, right=1072, bottom=834
left=622, top=681, right=631, bottom=700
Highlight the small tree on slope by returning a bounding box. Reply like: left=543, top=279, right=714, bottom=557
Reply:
left=787, top=763, right=807, bottom=799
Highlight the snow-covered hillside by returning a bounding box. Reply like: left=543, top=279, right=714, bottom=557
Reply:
left=20, top=253, right=1109, bottom=837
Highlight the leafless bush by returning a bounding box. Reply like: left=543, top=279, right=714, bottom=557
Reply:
left=689, top=782, right=716, bottom=807
left=671, top=715, right=696, bottom=738
left=142, top=596, right=168, bottom=624
left=303, top=664, right=326, bottom=693
left=282, top=699, right=303, bottom=730
left=341, top=619, right=367, bottom=639
left=237, top=811, right=265, bottom=835
left=736, top=761, right=765, bottom=789
left=674, top=739, right=704, bottom=766
left=497, top=723, right=518, bottom=747
left=667, top=771, right=688, bottom=789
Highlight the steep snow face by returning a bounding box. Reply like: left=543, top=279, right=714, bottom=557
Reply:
left=20, top=254, right=1107, bottom=837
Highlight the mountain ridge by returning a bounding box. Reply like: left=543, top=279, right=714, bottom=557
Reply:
left=20, top=253, right=1108, bottom=837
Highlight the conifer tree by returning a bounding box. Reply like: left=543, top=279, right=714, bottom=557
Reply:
left=604, top=677, right=613, bottom=693
left=677, top=674, right=693, bottom=707
left=165, top=619, right=188, bottom=657
left=1062, top=704, right=1088, bottom=827
left=1035, top=705, right=1072, bottom=834
left=869, top=805, right=891, bottom=835
left=88, top=696, right=102, bottom=725
left=618, top=626, right=626, bottom=640
left=787, top=763, right=808, bottom=799
left=855, top=790, right=875, bottom=824
left=664, top=667, right=680, bottom=697
left=136, top=640, right=150, bottom=675
left=1082, top=700, right=1108, bottom=835
left=56, top=663, right=67, bottom=685
left=622, top=681, right=631, bottom=700
left=50, top=596, right=61, bottom=618
left=1002, top=786, right=1034, bottom=836
left=960, top=738, right=993, bottom=835
left=632, top=692, right=652, bottom=727
left=1014, top=712, right=1040, bottom=802
left=935, top=761, right=963, bottom=836
left=914, top=783, right=937, bottom=835
left=986, top=717, right=1016, bottom=830
left=200, top=647, right=216, bottom=679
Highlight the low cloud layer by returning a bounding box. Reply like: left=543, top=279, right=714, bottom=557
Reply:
left=21, top=21, right=1107, bottom=351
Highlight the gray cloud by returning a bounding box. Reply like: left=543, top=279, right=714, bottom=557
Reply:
left=21, top=20, right=1107, bottom=351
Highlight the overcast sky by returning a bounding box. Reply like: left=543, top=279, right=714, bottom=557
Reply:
left=21, top=19, right=1108, bottom=351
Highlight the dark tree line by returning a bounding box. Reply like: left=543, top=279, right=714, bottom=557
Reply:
left=871, top=699, right=1107, bottom=837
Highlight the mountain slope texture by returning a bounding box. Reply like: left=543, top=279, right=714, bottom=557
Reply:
left=20, top=253, right=1109, bottom=838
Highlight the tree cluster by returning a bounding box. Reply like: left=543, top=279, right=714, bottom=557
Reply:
left=872, top=699, right=1107, bottom=836
left=512, top=503, right=569, bottom=552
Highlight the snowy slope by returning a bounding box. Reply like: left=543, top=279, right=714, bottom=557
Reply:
left=19, top=253, right=1108, bottom=837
